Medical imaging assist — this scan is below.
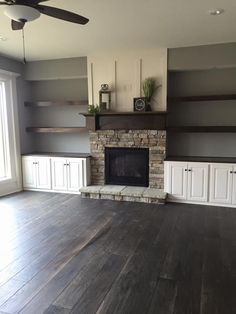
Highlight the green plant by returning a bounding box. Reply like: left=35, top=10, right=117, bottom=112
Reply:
left=88, top=104, right=100, bottom=114
left=142, top=77, right=158, bottom=100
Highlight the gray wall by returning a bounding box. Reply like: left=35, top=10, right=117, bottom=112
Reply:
left=0, top=56, right=90, bottom=154
left=24, top=57, right=87, bottom=80
left=0, top=55, right=33, bottom=154
left=16, top=78, right=35, bottom=153
left=168, top=43, right=236, bottom=158
left=29, top=79, right=88, bottom=101
left=168, top=42, right=236, bottom=71
left=24, top=57, right=90, bottom=153
left=0, top=56, right=22, bottom=74
left=28, top=105, right=90, bottom=153
left=33, top=132, right=90, bottom=153
left=168, top=69, right=236, bottom=126
left=167, top=133, right=236, bottom=157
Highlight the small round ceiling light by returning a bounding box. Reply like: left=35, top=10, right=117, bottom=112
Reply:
left=4, top=5, right=40, bottom=22
left=209, top=8, right=224, bottom=16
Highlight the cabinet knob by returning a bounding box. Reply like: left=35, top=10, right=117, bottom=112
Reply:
left=185, top=169, right=188, bottom=171
left=230, top=171, right=233, bottom=174
left=188, top=169, right=192, bottom=172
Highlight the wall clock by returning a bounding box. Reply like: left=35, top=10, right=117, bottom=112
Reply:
left=133, top=97, right=147, bottom=112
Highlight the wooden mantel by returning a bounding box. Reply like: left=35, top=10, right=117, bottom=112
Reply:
left=83, top=111, right=167, bottom=131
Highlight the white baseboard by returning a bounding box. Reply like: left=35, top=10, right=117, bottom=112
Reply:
left=167, top=198, right=236, bottom=208
left=23, top=188, right=81, bottom=195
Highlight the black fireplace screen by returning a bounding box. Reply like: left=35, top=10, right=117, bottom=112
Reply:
left=105, top=147, right=149, bottom=187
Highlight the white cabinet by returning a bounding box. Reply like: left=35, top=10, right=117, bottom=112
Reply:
left=209, top=164, right=234, bottom=205
left=67, top=158, right=83, bottom=192
left=22, top=157, right=37, bottom=189
left=22, top=155, right=90, bottom=194
left=166, top=161, right=236, bottom=207
left=165, top=161, right=209, bottom=203
left=51, top=157, right=86, bottom=193
left=51, top=158, right=68, bottom=192
left=22, top=156, right=51, bottom=190
left=165, top=162, right=188, bottom=201
left=187, top=163, right=209, bottom=203
left=232, top=166, right=236, bottom=205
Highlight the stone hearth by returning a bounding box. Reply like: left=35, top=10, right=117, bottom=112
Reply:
left=80, top=185, right=167, bottom=204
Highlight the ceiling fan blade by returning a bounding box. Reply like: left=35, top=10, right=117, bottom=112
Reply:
left=2, top=0, right=15, bottom=3
left=15, top=0, right=49, bottom=4
left=37, top=5, right=89, bottom=25
left=11, top=19, right=25, bottom=30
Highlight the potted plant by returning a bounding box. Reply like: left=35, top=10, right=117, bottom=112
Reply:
left=88, top=104, right=100, bottom=114
left=142, top=77, right=160, bottom=111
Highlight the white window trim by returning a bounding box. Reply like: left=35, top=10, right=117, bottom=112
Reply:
left=0, top=70, right=22, bottom=197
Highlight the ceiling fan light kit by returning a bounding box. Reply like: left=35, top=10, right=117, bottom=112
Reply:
left=4, top=5, right=40, bottom=22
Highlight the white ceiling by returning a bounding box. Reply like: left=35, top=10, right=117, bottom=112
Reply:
left=0, top=0, right=236, bottom=61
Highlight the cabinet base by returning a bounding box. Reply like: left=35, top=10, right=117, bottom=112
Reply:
left=23, top=188, right=81, bottom=195
left=167, top=198, right=236, bottom=208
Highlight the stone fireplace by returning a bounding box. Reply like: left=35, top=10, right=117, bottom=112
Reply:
left=89, top=130, right=166, bottom=189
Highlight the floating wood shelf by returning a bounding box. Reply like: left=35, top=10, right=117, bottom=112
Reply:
left=83, top=111, right=167, bottom=131
left=167, top=126, right=236, bottom=133
left=26, top=127, right=87, bottom=134
left=25, top=100, right=88, bottom=107
left=168, top=94, right=236, bottom=102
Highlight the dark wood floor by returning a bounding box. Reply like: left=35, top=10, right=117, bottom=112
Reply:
left=0, top=192, right=235, bottom=314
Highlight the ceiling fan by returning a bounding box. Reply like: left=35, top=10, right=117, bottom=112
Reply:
left=0, top=0, right=89, bottom=30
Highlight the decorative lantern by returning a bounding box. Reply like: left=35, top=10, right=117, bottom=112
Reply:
left=99, top=84, right=111, bottom=111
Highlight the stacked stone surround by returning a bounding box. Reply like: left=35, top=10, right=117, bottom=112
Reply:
left=89, top=130, right=166, bottom=189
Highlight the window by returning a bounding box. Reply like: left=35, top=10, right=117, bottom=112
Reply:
left=0, top=71, right=21, bottom=196
left=0, top=80, right=11, bottom=181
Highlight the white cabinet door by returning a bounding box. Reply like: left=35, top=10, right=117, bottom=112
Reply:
left=51, top=158, right=67, bottom=192
left=36, top=157, right=51, bottom=190
left=187, top=163, right=209, bottom=202
left=167, top=162, right=188, bottom=200
left=67, top=158, right=83, bottom=192
left=232, top=166, right=236, bottom=205
left=210, top=164, right=233, bottom=205
left=22, top=157, right=37, bottom=189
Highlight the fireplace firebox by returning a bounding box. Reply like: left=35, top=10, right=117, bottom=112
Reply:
left=105, top=147, right=149, bottom=187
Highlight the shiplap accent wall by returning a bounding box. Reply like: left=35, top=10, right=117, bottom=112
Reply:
left=87, top=49, right=168, bottom=112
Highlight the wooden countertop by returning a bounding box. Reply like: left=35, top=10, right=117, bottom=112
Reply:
left=22, top=152, right=91, bottom=158
left=165, top=156, right=236, bottom=163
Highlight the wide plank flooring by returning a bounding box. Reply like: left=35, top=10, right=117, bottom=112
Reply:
left=0, top=191, right=235, bottom=313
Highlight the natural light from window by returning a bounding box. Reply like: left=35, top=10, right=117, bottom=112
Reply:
left=0, top=80, right=11, bottom=181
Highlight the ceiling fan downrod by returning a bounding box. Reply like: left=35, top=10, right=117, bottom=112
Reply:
left=22, top=27, right=26, bottom=64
